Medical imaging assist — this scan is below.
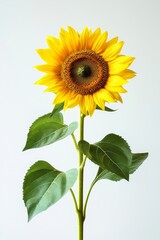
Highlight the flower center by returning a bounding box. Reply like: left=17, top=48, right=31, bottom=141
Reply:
left=77, top=65, right=92, bottom=78
left=61, top=50, right=109, bottom=95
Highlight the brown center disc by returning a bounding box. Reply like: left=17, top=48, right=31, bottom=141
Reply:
left=61, top=50, right=109, bottom=95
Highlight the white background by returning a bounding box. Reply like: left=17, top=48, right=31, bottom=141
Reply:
left=1, top=0, right=160, bottom=239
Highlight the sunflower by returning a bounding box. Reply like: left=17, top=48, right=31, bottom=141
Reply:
left=35, top=26, right=136, bottom=116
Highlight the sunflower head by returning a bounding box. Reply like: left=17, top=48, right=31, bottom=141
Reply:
left=35, top=26, right=136, bottom=116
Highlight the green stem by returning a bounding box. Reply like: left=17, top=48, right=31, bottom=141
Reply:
left=80, top=156, right=87, bottom=169
left=71, top=133, right=79, bottom=151
left=70, top=189, right=78, bottom=212
left=77, top=112, right=85, bottom=240
left=83, top=181, right=96, bottom=220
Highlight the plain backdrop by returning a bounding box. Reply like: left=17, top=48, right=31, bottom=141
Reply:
left=1, top=0, right=160, bottom=239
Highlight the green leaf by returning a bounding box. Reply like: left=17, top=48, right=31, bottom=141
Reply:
left=96, top=105, right=117, bottom=112
left=32, top=112, right=64, bottom=127
left=95, top=152, right=148, bottom=182
left=23, top=113, right=78, bottom=150
left=50, top=103, right=64, bottom=116
left=95, top=168, right=122, bottom=182
left=23, top=161, right=78, bottom=221
left=79, top=134, right=132, bottom=180
left=130, top=152, right=148, bottom=174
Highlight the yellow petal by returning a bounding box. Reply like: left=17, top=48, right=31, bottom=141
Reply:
left=102, top=41, right=124, bottom=62
left=46, top=36, right=59, bottom=50
left=89, top=28, right=101, bottom=47
left=108, top=55, right=135, bottom=74
left=79, top=97, right=87, bottom=115
left=119, top=69, right=136, bottom=79
left=106, top=37, right=118, bottom=48
left=44, top=82, right=65, bottom=93
left=35, top=74, right=56, bottom=85
left=34, top=64, right=60, bottom=73
left=112, top=92, right=123, bottom=103
left=67, top=26, right=80, bottom=51
left=106, top=75, right=127, bottom=87
left=80, top=27, right=91, bottom=49
left=63, top=92, right=82, bottom=110
left=93, top=91, right=105, bottom=109
left=36, top=49, right=56, bottom=64
left=46, top=36, right=66, bottom=63
left=53, top=88, right=69, bottom=104
left=106, top=85, right=127, bottom=93
left=97, top=89, right=116, bottom=102
left=46, top=36, right=61, bottom=55
left=79, top=95, right=96, bottom=116
left=85, top=95, right=96, bottom=116
left=92, top=31, right=108, bottom=54
left=59, top=28, right=73, bottom=54
left=59, top=27, right=79, bottom=54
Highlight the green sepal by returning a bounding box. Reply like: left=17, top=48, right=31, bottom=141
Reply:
left=94, top=152, right=148, bottom=182
left=23, top=161, right=78, bottom=221
left=50, top=103, right=64, bottom=117
left=23, top=112, right=78, bottom=151
left=79, top=134, right=132, bottom=181
left=96, top=105, right=117, bottom=112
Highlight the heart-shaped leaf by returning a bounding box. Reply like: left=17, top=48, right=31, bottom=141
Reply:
left=23, top=113, right=78, bottom=150
left=79, top=134, right=132, bottom=180
left=32, top=112, right=64, bottom=127
left=23, top=161, right=78, bottom=221
left=94, top=152, right=148, bottom=182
